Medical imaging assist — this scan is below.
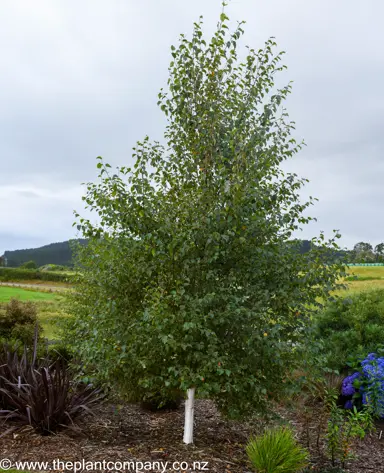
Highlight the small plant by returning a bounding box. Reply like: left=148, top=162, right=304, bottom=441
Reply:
left=246, top=426, right=309, bottom=473
left=325, top=390, right=373, bottom=469
left=0, top=333, right=102, bottom=436
left=0, top=298, right=41, bottom=345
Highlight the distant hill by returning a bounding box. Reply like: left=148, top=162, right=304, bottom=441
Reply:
left=1, top=238, right=348, bottom=269
left=2, top=239, right=87, bottom=268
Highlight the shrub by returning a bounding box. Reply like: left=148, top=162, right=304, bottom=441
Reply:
left=0, top=299, right=41, bottom=345
left=0, top=267, right=68, bottom=282
left=342, top=352, right=384, bottom=417
left=20, top=260, right=37, bottom=269
left=0, top=267, right=37, bottom=281
left=246, top=426, right=309, bottom=473
left=40, top=271, right=70, bottom=282
left=315, top=289, right=384, bottom=370
left=0, top=337, right=102, bottom=436
left=47, top=341, right=74, bottom=364
left=140, top=391, right=182, bottom=411
left=39, top=264, right=67, bottom=272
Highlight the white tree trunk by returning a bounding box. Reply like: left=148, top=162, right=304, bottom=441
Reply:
left=183, top=387, right=196, bottom=444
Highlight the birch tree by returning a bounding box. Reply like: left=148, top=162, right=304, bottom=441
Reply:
left=70, top=6, right=345, bottom=444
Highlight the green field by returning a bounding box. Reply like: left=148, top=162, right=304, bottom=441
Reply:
left=343, top=265, right=384, bottom=294
left=346, top=265, right=384, bottom=279
left=0, top=286, right=57, bottom=302
left=0, top=286, right=67, bottom=339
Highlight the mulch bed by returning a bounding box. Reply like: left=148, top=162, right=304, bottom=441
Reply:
left=284, top=404, right=384, bottom=473
left=1, top=400, right=383, bottom=472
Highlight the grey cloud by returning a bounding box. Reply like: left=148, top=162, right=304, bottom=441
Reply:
left=0, top=0, right=383, bottom=253
left=15, top=190, right=41, bottom=199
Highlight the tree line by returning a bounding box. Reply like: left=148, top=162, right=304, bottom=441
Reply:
left=348, top=242, right=384, bottom=263
left=0, top=239, right=87, bottom=268
left=296, top=240, right=384, bottom=263
left=1, top=239, right=381, bottom=268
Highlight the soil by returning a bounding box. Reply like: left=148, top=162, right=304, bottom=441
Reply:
left=0, top=400, right=383, bottom=473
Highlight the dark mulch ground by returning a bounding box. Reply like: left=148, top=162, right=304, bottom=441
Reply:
left=283, top=404, right=384, bottom=473
left=0, top=400, right=383, bottom=472
left=0, top=400, right=255, bottom=473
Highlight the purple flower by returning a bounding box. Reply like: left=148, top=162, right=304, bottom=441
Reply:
left=364, top=353, right=376, bottom=362
left=344, top=400, right=353, bottom=409
left=342, top=372, right=360, bottom=396
left=361, top=355, right=384, bottom=378
left=354, top=353, right=384, bottom=418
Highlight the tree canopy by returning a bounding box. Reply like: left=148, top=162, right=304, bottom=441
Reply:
left=69, top=7, right=345, bottom=430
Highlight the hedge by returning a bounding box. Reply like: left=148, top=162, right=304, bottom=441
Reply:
left=0, top=267, right=70, bottom=283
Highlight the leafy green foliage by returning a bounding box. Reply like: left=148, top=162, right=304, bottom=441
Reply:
left=0, top=267, right=69, bottom=282
left=325, top=390, right=373, bottom=468
left=246, top=426, right=309, bottom=473
left=68, top=8, right=345, bottom=418
left=47, top=341, right=75, bottom=364
left=140, top=391, right=182, bottom=411
left=20, top=260, right=37, bottom=269
left=0, top=336, right=101, bottom=436
left=39, top=264, right=68, bottom=271
left=315, top=289, right=384, bottom=370
left=0, top=298, right=41, bottom=345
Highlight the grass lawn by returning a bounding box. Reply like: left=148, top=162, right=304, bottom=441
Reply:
left=346, top=265, right=384, bottom=279
left=0, top=286, right=57, bottom=302
left=345, top=278, right=384, bottom=293
left=0, top=287, right=68, bottom=339
left=342, top=265, right=384, bottom=294
left=36, top=297, right=69, bottom=339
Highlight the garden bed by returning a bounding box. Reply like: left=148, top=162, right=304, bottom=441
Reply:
left=284, top=404, right=384, bottom=472
left=1, top=400, right=383, bottom=472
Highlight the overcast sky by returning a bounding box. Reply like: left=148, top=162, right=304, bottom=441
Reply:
left=0, top=0, right=382, bottom=254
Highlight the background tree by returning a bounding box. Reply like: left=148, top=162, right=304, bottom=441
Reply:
left=374, top=243, right=384, bottom=263
left=69, top=7, right=345, bottom=443
left=352, top=242, right=375, bottom=263
left=20, top=260, right=37, bottom=270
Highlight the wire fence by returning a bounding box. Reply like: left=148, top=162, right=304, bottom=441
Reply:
left=347, top=263, right=384, bottom=266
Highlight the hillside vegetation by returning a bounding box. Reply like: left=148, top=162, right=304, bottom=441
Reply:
left=2, top=239, right=87, bottom=267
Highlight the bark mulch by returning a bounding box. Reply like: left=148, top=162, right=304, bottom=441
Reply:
left=283, top=404, right=384, bottom=473
left=0, top=400, right=383, bottom=472
left=0, top=400, right=256, bottom=473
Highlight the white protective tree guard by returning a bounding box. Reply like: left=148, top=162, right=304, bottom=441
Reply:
left=183, top=387, right=196, bottom=444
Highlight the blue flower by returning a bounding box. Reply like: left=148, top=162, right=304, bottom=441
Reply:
left=342, top=372, right=360, bottom=396
left=344, top=400, right=353, bottom=409
left=355, top=353, right=384, bottom=418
